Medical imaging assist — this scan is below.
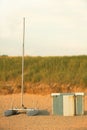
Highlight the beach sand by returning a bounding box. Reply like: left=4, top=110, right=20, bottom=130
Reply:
left=0, top=94, right=87, bottom=130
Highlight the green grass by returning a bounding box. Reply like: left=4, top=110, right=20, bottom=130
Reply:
left=0, top=55, right=87, bottom=94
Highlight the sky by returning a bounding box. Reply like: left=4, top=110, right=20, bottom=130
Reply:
left=0, top=0, right=87, bottom=56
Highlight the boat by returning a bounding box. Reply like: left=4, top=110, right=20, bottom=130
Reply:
left=4, top=18, right=39, bottom=116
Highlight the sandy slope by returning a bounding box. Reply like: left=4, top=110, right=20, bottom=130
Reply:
left=0, top=94, right=87, bottom=130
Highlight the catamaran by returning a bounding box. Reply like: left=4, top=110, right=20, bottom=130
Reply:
left=4, top=18, right=39, bottom=116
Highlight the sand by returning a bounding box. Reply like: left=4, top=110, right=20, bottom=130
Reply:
left=0, top=94, right=87, bottom=130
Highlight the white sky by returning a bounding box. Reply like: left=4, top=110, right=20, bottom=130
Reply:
left=0, top=0, right=87, bottom=56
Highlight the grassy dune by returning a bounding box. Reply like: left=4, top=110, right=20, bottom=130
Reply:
left=0, top=55, right=87, bottom=94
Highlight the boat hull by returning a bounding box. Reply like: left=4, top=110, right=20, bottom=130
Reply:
left=4, top=110, right=18, bottom=116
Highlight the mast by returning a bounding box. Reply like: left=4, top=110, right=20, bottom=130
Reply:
left=21, top=17, right=25, bottom=107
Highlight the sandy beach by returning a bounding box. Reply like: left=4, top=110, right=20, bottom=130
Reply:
left=0, top=94, right=87, bottom=130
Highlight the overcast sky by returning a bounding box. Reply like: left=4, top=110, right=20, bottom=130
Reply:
left=0, top=0, right=87, bottom=56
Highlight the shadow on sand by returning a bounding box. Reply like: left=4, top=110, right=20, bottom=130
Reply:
left=38, top=109, right=50, bottom=116
left=84, top=111, right=87, bottom=115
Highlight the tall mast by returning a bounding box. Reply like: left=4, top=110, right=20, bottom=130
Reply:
left=21, top=17, right=25, bottom=107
